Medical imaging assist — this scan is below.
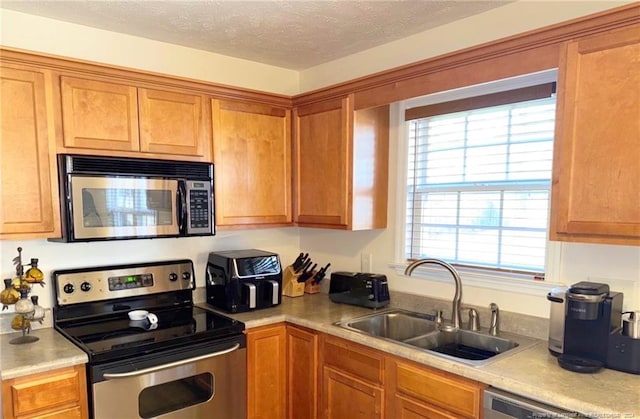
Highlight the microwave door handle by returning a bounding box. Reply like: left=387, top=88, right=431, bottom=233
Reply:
left=177, top=182, right=187, bottom=233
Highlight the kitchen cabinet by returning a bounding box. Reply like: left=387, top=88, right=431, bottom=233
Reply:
left=212, top=98, right=292, bottom=227
left=550, top=26, right=640, bottom=245
left=1, top=365, right=89, bottom=419
left=320, top=334, right=385, bottom=418
left=246, top=323, right=287, bottom=419
left=59, top=76, right=211, bottom=160
left=319, top=334, right=485, bottom=419
left=324, top=368, right=384, bottom=419
left=386, top=357, right=485, bottom=419
left=286, top=325, right=318, bottom=419
left=293, top=95, right=389, bottom=230
left=0, top=64, right=61, bottom=239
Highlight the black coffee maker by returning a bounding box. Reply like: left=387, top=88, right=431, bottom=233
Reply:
left=558, top=281, right=623, bottom=373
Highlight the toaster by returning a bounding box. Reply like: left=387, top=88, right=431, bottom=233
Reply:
left=329, top=271, right=390, bottom=309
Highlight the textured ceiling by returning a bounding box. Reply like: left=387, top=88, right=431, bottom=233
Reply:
left=1, top=1, right=511, bottom=70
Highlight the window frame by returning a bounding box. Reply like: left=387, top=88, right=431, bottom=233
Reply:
left=391, top=70, right=564, bottom=296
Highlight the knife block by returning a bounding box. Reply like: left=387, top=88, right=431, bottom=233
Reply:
left=282, top=265, right=305, bottom=297
left=304, top=273, right=320, bottom=294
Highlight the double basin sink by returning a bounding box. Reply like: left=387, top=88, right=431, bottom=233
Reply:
left=334, top=309, right=539, bottom=366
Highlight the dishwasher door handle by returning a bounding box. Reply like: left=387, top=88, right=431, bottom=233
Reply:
left=103, top=343, right=240, bottom=379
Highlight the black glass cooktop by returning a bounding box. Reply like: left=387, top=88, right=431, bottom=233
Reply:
left=55, top=306, right=244, bottom=364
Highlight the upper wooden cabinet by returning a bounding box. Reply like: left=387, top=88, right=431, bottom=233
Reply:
left=59, top=76, right=211, bottom=160
left=0, top=64, right=61, bottom=239
left=212, top=98, right=292, bottom=227
left=294, top=95, right=389, bottom=230
left=550, top=26, right=640, bottom=245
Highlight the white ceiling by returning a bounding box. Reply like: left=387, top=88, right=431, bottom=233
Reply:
left=1, top=0, right=511, bottom=70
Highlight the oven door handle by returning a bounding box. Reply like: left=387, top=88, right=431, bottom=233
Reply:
left=102, top=343, right=240, bottom=379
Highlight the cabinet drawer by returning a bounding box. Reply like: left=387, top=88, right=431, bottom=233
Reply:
left=32, top=406, right=83, bottom=419
left=391, top=360, right=484, bottom=418
left=394, top=394, right=460, bottom=419
left=322, top=335, right=384, bottom=385
left=5, top=367, right=82, bottom=417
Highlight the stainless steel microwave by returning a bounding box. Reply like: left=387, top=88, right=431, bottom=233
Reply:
left=51, top=154, right=215, bottom=242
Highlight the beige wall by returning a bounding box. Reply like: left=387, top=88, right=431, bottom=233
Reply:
left=298, top=1, right=634, bottom=92
left=299, top=105, right=640, bottom=318
left=0, top=8, right=299, bottom=95
left=1, top=2, right=638, bottom=319
left=0, top=229, right=302, bottom=310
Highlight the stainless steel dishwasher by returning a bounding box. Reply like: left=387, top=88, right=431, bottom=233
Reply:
left=484, top=388, right=588, bottom=418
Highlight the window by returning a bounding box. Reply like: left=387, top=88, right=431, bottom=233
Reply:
left=405, top=83, right=556, bottom=273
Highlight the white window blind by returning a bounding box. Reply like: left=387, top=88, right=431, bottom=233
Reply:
left=405, top=93, right=556, bottom=273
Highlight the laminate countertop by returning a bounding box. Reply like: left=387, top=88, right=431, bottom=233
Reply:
left=0, top=327, right=88, bottom=380
left=2, top=295, right=637, bottom=417
left=201, top=293, right=640, bottom=417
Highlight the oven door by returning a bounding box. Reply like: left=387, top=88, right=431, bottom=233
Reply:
left=69, top=175, right=179, bottom=240
left=91, top=338, right=246, bottom=419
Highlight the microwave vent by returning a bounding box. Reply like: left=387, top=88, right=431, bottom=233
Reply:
left=64, top=155, right=212, bottom=179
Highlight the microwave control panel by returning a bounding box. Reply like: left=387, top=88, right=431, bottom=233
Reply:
left=186, top=181, right=213, bottom=234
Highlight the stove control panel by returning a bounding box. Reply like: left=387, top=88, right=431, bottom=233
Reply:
left=53, top=260, right=195, bottom=306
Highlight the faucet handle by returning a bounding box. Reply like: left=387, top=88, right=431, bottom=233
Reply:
left=467, top=308, right=480, bottom=331
left=489, top=303, right=500, bottom=336
left=432, top=309, right=444, bottom=324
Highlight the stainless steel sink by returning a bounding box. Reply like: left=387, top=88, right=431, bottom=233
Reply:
left=404, top=328, right=519, bottom=360
left=334, top=309, right=540, bottom=366
left=344, top=310, right=439, bottom=341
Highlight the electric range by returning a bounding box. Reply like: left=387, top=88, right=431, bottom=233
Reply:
left=52, top=259, right=247, bottom=419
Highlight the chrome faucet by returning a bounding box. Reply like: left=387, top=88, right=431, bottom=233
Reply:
left=489, top=303, right=500, bottom=336
left=404, top=258, right=462, bottom=329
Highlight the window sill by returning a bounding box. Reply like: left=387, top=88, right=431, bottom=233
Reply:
left=389, top=262, right=565, bottom=297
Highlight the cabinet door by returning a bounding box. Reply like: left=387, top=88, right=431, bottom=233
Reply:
left=550, top=26, right=640, bottom=245
left=139, top=88, right=210, bottom=158
left=387, top=357, right=484, bottom=419
left=60, top=76, right=139, bottom=151
left=287, top=325, right=318, bottom=419
left=323, top=367, right=383, bottom=419
left=212, top=99, right=292, bottom=226
left=1, top=365, right=88, bottom=419
left=247, top=324, right=287, bottom=419
left=0, top=65, right=60, bottom=238
left=391, top=395, right=459, bottom=419
left=294, top=96, right=352, bottom=228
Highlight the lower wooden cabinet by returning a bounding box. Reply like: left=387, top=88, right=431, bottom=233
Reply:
left=320, top=334, right=385, bottom=418
left=287, top=325, right=318, bottom=419
left=323, top=367, right=384, bottom=419
left=392, top=395, right=461, bottom=419
left=246, top=323, right=287, bottom=419
left=247, top=325, right=486, bottom=419
left=386, top=357, right=486, bottom=419
left=1, top=365, right=88, bottom=419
